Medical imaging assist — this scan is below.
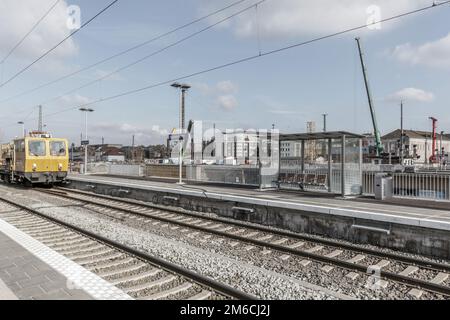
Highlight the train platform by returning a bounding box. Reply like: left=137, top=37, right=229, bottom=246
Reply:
left=0, top=216, right=131, bottom=300
left=68, top=174, right=450, bottom=231
left=67, top=174, right=450, bottom=260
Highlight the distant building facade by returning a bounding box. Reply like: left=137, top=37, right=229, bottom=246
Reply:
left=95, top=146, right=125, bottom=162
left=382, top=129, right=450, bottom=164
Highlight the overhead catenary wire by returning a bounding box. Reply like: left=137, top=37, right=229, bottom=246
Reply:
left=0, top=0, right=120, bottom=89
left=5, top=0, right=450, bottom=127
left=0, top=0, right=250, bottom=105
left=30, top=0, right=268, bottom=111
left=0, top=0, right=61, bottom=64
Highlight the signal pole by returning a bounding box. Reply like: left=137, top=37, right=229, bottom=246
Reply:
left=171, top=83, right=191, bottom=184
left=79, top=108, right=94, bottom=174
left=322, top=114, right=328, bottom=132
left=400, top=101, right=404, bottom=165
left=38, top=105, right=43, bottom=132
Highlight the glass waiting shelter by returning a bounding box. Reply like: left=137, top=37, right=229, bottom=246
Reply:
left=278, top=132, right=364, bottom=197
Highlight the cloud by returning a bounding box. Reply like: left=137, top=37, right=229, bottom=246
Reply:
left=0, top=0, right=77, bottom=61
left=217, top=95, right=238, bottom=111
left=392, top=33, right=450, bottom=68
left=200, top=0, right=430, bottom=39
left=194, top=80, right=239, bottom=111
left=386, top=88, right=435, bottom=103
left=216, top=80, right=238, bottom=94
left=59, top=94, right=93, bottom=107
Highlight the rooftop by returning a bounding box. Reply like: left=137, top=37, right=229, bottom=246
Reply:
left=280, top=131, right=365, bottom=141
left=382, top=129, right=450, bottom=141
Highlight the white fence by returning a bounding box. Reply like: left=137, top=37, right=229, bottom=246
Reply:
left=109, top=164, right=143, bottom=177
left=85, top=162, right=144, bottom=177
left=363, top=171, right=450, bottom=201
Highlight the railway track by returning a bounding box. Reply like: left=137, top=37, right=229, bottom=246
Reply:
left=0, top=195, right=255, bottom=301
left=35, top=187, right=450, bottom=299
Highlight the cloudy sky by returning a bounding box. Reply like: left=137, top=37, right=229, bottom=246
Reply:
left=0, top=0, right=449, bottom=145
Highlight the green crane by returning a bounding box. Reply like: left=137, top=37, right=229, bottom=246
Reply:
left=355, top=37, right=383, bottom=157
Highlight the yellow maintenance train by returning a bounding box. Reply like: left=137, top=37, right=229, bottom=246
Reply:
left=0, top=132, right=69, bottom=186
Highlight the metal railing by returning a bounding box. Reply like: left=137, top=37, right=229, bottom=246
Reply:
left=363, top=171, right=450, bottom=201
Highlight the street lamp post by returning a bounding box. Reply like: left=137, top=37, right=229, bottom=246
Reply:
left=79, top=108, right=94, bottom=174
left=17, top=121, right=25, bottom=138
left=171, top=83, right=191, bottom=185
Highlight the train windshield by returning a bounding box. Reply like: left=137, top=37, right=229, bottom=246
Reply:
left=28, top=140, right=46, bottom=156
left=50, top=141, right=66, bottom=156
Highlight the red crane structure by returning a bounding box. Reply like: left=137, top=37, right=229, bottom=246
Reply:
left=429, top=117, right=438, bottom=163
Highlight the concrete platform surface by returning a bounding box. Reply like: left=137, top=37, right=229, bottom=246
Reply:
left=0, top=216, right=132, bottom=300
left=69, top=174, right=450, bottom=232
left=0, top=231, right=92, bottom=300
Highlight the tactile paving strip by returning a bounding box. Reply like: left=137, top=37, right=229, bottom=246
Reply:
left=0, top=217, right=133, bottom=300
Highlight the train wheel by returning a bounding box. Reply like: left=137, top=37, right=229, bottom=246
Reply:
left=24, top=180, right=33, bottom=188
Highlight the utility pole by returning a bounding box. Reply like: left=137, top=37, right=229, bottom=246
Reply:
left=79, top=108, right=94, bottom=174
left=429, top=117, right=438, bottom=163
left=171, top=82, right=191, bottom=131
left=38, top=105, right=43, bottom=132
left=400, top=101, right=404, bottom=165
left=322, top=114, right=328, bottom=133
left=171, top=83, right=191, bottom=184
left=18, top=121, right=25, bottom=138
left=440, top=131, right=444, bottom=168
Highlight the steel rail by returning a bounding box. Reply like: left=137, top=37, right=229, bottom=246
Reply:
left=0, top=196, right=256, bottom=300
left=54, top=186, right=450, bottom=272
left=37, top=188, right=450, bottom=297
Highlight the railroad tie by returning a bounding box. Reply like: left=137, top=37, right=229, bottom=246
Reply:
left=256, top=235, right=273, bottom=242
left=279, top=254, right=291, bottom=261
left=299, top=260, right=312, bottom=267
left=305, top=245, right=324, bottom=254
left=188, top=232, right=200, bottom=238
left=398, top=266, right=419, bottom=277
left=126, top=275, right=177, bottom=294
left=320, top=251, right=344, bottom=273
left=244, top=231, right=259, bottom=238
left=141, top=282, right=193, bottom=300
left=321, top=266, right=334, bottom=273
left=287, top=241, right=305, bottom=249
left=408, top=288, right=424, bottom=299
left=375, top=260, right=390, bottom=269
left=95, top=260, right=142, bottom=276
left=346, top=272, right=359, bottom=281
left=346, top=254, right=366, bottom=264
left=325, top=250, right=343, bottom=259
left=110, top=269, right=161, bottom=286
left=217, top=226, right=233, bottom=233
left=272, top=238, right=289, bottom=246
left=430, top=272, right=449, bottom=285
